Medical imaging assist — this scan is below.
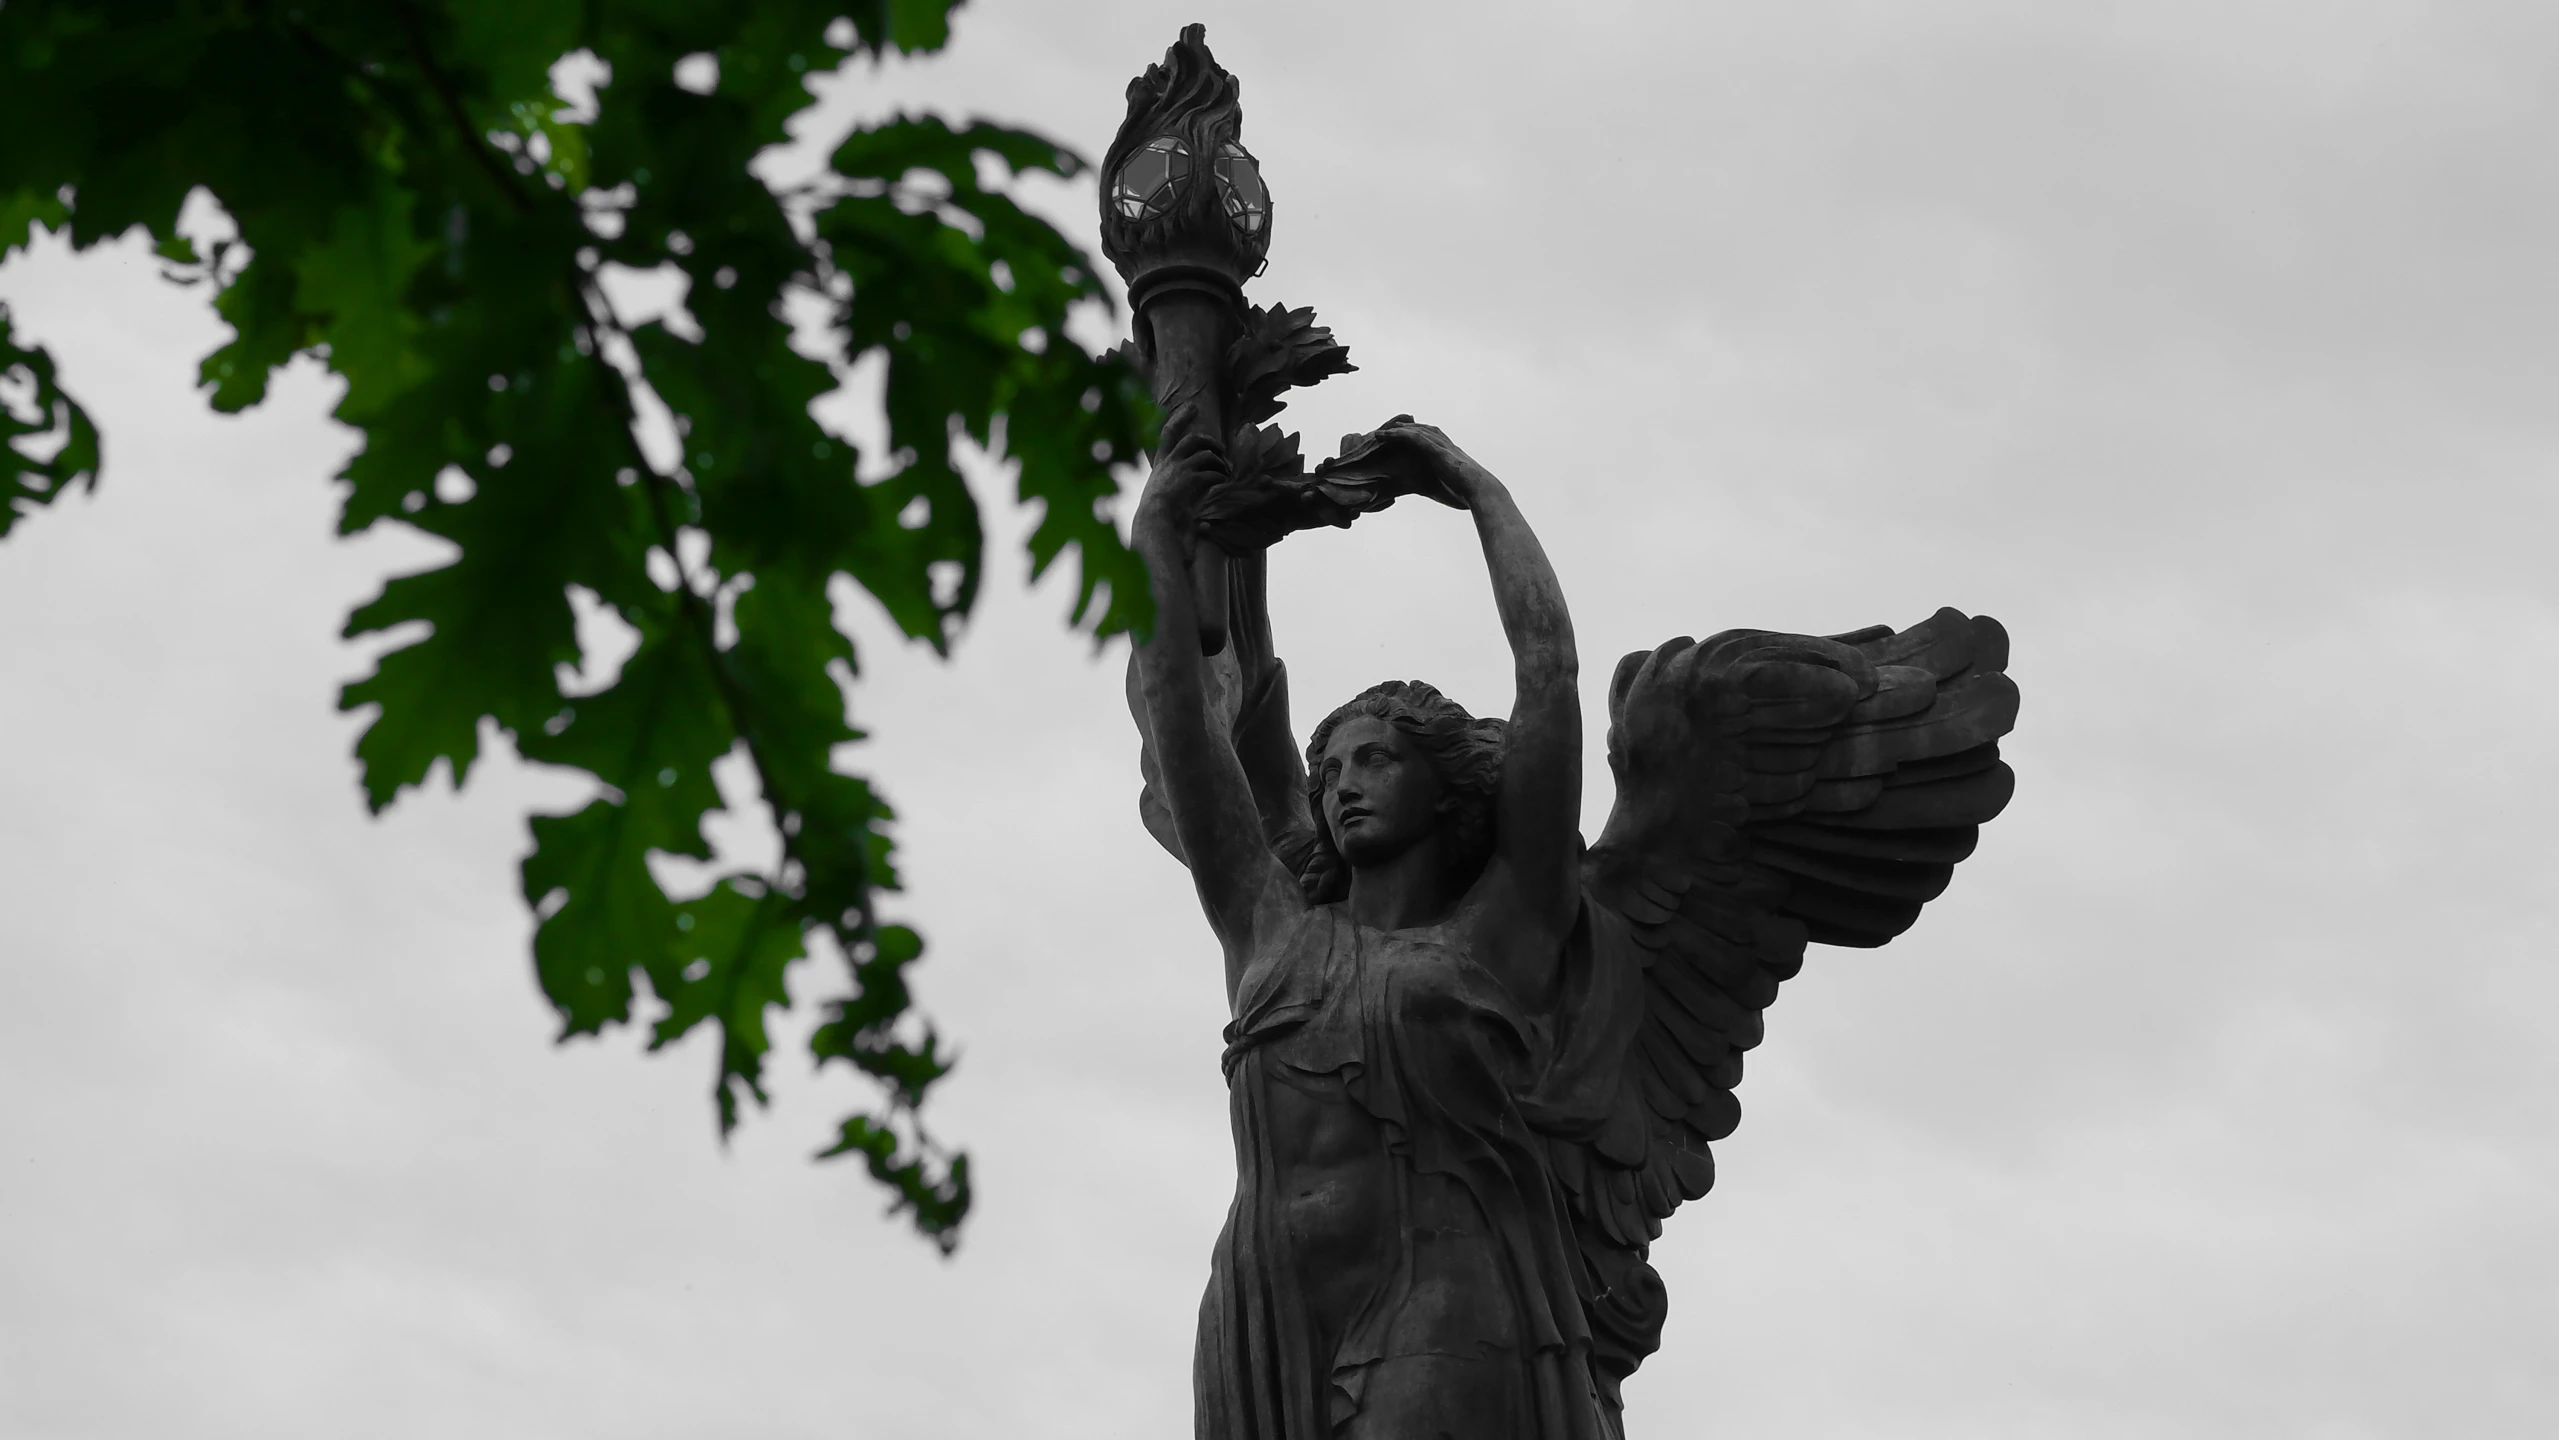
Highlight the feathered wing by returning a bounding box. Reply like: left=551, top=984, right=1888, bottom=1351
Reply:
left=1558, top=607, right=2019, bottom=1403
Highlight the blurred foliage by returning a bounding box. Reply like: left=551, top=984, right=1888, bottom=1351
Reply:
left=0, top=0, right=1158, bottom=1245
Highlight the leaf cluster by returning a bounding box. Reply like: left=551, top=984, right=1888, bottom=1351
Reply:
left=1186, top=301, right=1372, bottom=552
left=0, top=297, right=100, bottom=535
left=0, top=0, right=1158, bottom=1244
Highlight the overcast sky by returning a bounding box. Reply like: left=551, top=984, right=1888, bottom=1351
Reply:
left=4, top=2, right=2555, bottom=1436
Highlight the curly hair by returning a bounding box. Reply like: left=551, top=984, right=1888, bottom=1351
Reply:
left=1299, top=680, right=1507, bottom=904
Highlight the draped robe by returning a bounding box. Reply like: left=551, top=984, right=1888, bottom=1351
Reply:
left=1194, top=901, right=1648, bottom=1439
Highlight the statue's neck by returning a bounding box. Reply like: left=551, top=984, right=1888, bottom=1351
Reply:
left=1344, top=837, right=1461, bottom=932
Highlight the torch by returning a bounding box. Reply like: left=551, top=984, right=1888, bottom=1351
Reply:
left=1096, top=26, right=1275, bottom=657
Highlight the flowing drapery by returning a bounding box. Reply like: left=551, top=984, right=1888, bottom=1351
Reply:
left=1195, top=904, right=1649, bottom=1439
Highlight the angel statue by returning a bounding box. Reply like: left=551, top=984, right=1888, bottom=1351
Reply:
left=1128, top=409, right=2017, bottom=1440
left=1101, top=27, right=2018, bottom=1440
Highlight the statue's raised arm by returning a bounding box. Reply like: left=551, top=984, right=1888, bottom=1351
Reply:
left=1125, top=409, right=1307, bottom=998
left=1307, top=419, right=1583, bottom=997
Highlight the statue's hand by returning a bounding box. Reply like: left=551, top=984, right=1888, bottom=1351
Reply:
left=1314, top=415, right=1482, bottom=510
left=1138, top=404, right=1232, bottom=526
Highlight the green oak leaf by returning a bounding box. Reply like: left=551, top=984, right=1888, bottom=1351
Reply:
left=0, top=302, right=103, bottom=537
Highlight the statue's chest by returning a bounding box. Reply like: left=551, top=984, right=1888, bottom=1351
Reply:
left=1254, top=921, right=1533, bottom=1098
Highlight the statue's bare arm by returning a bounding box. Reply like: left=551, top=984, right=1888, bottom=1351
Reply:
left=1131, top=420, right=1305, bottom=1000
left=1463, top=461, right=1583, bottom=990
left=1223, top=550, right=1315, bottom=862
left=1373, top=423, right=1582, bottom=994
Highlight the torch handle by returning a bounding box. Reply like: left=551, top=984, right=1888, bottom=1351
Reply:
left=1143, top=291, right=1238, bottom=656
left=1192, top=539, right=1235, bottom=658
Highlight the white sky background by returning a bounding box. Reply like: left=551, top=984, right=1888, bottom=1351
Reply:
left=3, top=1, right=2555, bottom=1435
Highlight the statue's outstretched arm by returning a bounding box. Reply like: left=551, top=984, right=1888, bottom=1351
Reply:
left=1131, top=417, right=1305, bottom=998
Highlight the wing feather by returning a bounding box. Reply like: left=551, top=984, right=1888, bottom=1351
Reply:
left=1753, top=819, right=1981, bottom=864
left=1667, top=1143, right=1716, bottom=1199
left=1636, top=1166, right=1676, bottom=1220
left=1812, top=760, right=2017, bottom=831
left=1753, top=845, right=1956, bottom=903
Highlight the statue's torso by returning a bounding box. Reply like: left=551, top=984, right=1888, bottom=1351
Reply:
left=1208, top=905, right=1611, bottom=1437
left=1260, top=1051, right=1390, bottom=1356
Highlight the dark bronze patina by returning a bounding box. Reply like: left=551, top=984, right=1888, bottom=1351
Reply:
left=1113, top=27, right=2021, bottom=1439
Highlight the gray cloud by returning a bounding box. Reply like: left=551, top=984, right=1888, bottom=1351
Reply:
left=3, top=2, right=2552, bottom=1436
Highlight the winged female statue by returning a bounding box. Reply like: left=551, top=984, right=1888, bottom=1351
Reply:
left=1125, top=410, right=2019, bottom=1439
left=1094, top=25, right=2018, bottom=1436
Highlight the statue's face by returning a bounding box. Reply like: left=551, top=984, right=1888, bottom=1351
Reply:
left=1317, top=716, right=1445, bottom=867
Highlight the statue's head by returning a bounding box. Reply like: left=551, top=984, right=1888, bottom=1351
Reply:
left=1300, top=681, right=1506, bottom=904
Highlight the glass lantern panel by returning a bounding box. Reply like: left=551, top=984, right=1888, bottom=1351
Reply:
left=1112, top=136, right=1192, bottom=221
left=1216, top=145, right=1266, bottom=211
left=1213, top=144, right=1270, bottom=241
